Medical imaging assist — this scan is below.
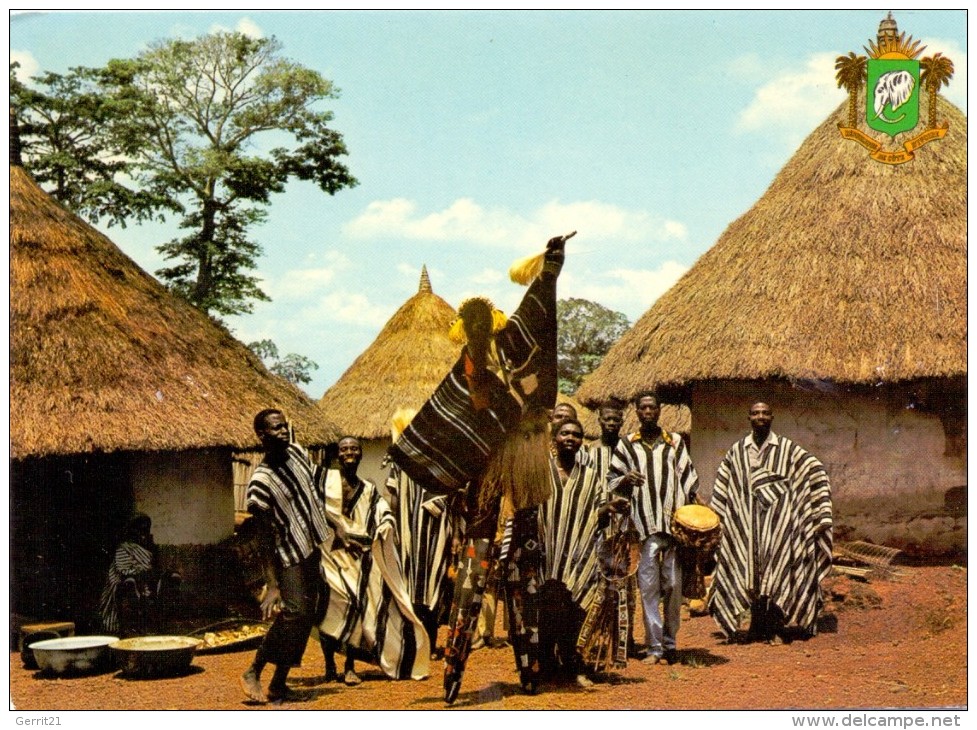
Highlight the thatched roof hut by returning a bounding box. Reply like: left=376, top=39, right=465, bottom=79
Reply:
left=319, top=266, right=458, bottom=439
left=10, top=152, right=340, bottom=623
left=576, top=95, right=966, bottom=557
left=317, top=267, right=459, bottom=488
left=577, top=96, right=965, bottom=401
left=10, top=163, right=340, bottom=459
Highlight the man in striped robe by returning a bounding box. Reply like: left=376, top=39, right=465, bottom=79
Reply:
left=386, top=460, right=457, bottom=659
left=537, top=417, right=601, bottom=687
left=708, top=402, right=833, bottom=644
left=576, top=400, right=642, bottom=670
left=241, top=409, right=332, bottom=705
left=317, top=437, right=430, bottom=683
left=607, top=391, right=699, bottom=666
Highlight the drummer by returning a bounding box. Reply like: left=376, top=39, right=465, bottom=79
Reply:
left=607, top=391, right=699, bottom=666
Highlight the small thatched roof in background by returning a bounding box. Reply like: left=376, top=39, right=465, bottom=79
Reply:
left=319, top=267, right=460, bottom=440
left=10, top=163, right=341, bottom=459
left=578, top=97, right=966, bottom=406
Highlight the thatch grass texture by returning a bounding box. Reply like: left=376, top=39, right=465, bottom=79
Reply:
left=577, top=97, right=966, bottom=406
left=10, top=164, right=341, bottom=458
left=318, top=269, right=460, bottom=440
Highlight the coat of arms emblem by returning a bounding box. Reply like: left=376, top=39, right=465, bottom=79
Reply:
left=836, top=13, right=953, bottom=164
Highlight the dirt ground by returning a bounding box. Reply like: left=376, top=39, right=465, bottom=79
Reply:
left=9, top=565, right=967, bottom=713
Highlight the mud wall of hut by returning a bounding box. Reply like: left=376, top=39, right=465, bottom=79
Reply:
left=360, top=438, right=394, bottom=500
left=690, top=380, right=966, bottom=557
left=129, top=449, right=235, bottom=544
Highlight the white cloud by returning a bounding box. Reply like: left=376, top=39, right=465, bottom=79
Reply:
left=10, top=50, right=40, bottom=83
left=344, top=198, right=687, bottom=250
left=262, top=250, right=350, bottom=300
left=561, top=261, right=690, bottom=322
left=470, top=267, right=505, bottom=286
left=208, top=17, right=264, bottom=38
left=235, top=17, right=264, bottom=39
left=727, top=53, right=773, bottom=83
left=299, top=290, right=392, bottom=330
left=735, top=52, right=841, bottom=142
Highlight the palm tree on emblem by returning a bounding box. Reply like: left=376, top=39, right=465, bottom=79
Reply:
left=835, top=52, right=867, bottom=129
left=920, top=53, right=954, bottom=130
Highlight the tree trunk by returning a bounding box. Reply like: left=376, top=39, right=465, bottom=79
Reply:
left=929, top=86, right=937, bottom=129
left=191, top=196, right=218, bottom=310
left=848, top=88, right=858, bottom=128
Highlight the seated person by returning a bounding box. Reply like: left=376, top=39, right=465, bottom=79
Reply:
left=99, top=513, right=181, bottom=637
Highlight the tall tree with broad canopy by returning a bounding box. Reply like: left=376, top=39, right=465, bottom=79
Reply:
left=10, top=62, right=178, bottom=228
left=12, top=32, right=357, bottom=318
left=107, top=31, right=357, bottom=316
left=556, top=298, right=631, bottom=395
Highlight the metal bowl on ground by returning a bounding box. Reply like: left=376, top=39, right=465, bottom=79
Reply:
left=110, top=636, right=202, bottom=678
left=191, top=619, right=271, bottom=655
left=29, top=636, right=119, bottom=676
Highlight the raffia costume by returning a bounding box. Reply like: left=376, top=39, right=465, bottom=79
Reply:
left=388, top=236, right=567, bottom=701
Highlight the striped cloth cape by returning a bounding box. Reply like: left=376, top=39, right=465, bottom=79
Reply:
left=387, top=263, right=559, bottom=495
left=99, top=541, right=156, bottom=635
left=246, top=443, right=330, bottom=569
left=386, top=463, right=456, bottom=612
left=538, top=455, right=602, bottom=611
left=607, top=430, right=699, bottom=542
left=318, top=470, right=430, bottom=680
left=708, top=432, right=833, bottom=638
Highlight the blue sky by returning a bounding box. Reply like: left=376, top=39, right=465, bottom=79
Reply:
left=9, top=9, right=968, bottom=400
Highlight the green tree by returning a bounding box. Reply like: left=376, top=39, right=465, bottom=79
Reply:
left=13, top=31, right=357, bottom=318
left=10, top=62, right=176, bottom=227
left=834, top=52, right=867, bottom=129
left=248, top=339, right=320, bottom=386
left=920, top=53, right=954, bottom=129
left=556, top=298, right=630, bottom=395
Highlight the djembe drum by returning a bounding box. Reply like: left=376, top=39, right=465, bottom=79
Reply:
left=671, top=504, right=722, bottom=600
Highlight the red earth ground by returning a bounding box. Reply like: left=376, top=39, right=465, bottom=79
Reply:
left=9, top=565, right=967, bottom=713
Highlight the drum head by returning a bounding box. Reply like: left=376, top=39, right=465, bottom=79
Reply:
left=673, top=504, right=720, bottom=532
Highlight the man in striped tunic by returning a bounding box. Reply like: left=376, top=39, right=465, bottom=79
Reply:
left=317, top=437, right=430, bottom=682
left=607, top=391, right=699, bottom=666
left=241, top=409, right=331, bottom=705
left=537, top=417, right=601, bottom=688
left=709, top=402, right=833, bottom=645
left=576, top=400, right=642, bottom=670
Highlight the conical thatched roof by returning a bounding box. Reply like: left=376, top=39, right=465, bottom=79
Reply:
left=578, top=96, right=966, bottom=405
left=10, top=163, right=341, bottom=459
left=319, top=267, right=459, bottom=439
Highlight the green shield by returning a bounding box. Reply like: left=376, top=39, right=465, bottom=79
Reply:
left=866, top=59, right=920, bottom=137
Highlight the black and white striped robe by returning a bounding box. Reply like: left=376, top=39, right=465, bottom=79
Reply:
left=708, top=432, right=833, bottom=639
left=538, top=455, right=601, bottom=612
left=606, top=430, right=699, bottom=542
left=387, top=255, right=560, bottom=496
left=318, top=470, right=430, bottom=679
left=99, top=541, right=156, bottom=636
left=386, top=463, right=455, bottom=613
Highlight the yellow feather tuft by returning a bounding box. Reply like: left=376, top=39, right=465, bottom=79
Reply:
left=508, top=251, right=546, bottom=286
left=448, top=318, right=467, bottom=344
left=390, top=407, right=418, bottom=442
left=491, top=309, right=508, bottom=333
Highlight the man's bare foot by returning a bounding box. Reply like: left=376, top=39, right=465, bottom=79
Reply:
left=240, top=668, right=266, bottom=703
